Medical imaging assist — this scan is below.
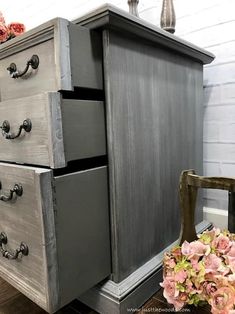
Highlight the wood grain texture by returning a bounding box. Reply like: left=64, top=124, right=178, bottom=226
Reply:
left=37, top=170, right=59, bottom=313
left=0, top=163, right=50, bottom=310
left=0, top=163, right=111, bottom=313
left=79, top=221, right=211, bottom=314
left=0, top=277, right=20, bottom=306
left=54, top=166, right=111, bottom=308
left=74, top=4, right=214, bottom=65
left=0, top=18, right=103, bottom=102
left=69, top=24, right=103, bottom=90
left=0, top=93, right=64, bottom=168
left=61, top=99, right=106, bottom=163
left=0, top=93, right=106, bottom=168
left=0, top=39, right=58, bottom=101
left=102, top=29, right=204, bottom=282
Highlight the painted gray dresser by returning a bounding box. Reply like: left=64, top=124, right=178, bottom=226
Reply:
left=0, top=18, right=111, bottom=313
left=0, top=5, right=215, bottom=314
left=75, top=4, right=215, bottom=314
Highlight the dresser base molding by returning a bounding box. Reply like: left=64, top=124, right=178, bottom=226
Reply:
left=78, top=220, right=212, bottom=314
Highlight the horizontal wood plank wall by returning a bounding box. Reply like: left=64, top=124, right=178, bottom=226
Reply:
left=103, top=29, right=203, bottom=282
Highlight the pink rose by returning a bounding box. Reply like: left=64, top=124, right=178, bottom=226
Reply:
left=0, top=23, right=9, bottom=43
left=227, top=243, right=235, bottom=257
left=8, top=22, right=25, bottom=37
left=209, top=286, right=235, bottom=314
left=164, top=254, right=176, bottom=269
left=191, top=258, right=200, bottom=271
left=171, top=247, right=182, bottom=261
left=181, top=240, right=210, bottom=260
left=202, top=281, right=217, bottom=296
left=175, top=270, right=187, bottom=283
left=204, top=254, right=222, bottom=274
left=227, top=257, right=235, bottom=273
left=0, top=12, right=5, bottom=24
left=160, top=277, right=185, bottom=311
left=215, top=234, right=232, bottom=254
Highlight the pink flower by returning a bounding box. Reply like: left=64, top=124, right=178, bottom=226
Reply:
left=215, top=234, right=232, bottom=254
left=8, top=22, right=25, bottom=37
left=227, top=257, right=235, bottom=273
left=181, top=240, right=210, bottom=260
left=203, top=281, right=217, bottom=296
left=0, top=12, right=5, bottom=24
left=209, top=286, right=235, bottom=314
left=164, top=254, right=176, bottom=268
left=160, top=277, right=185, bottom=311
left=204, top=254, right=222, bottom=274
left=0, top=23, right=9, bottom=43
left=171, top=247, right=182, bottom=261
left=191, top=258, right=200, bottom=271
left=227, top=243, right=235, bottom=257
left=175, top=270, right=187, bottom=283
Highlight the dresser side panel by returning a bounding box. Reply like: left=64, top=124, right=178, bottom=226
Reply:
left=103, top=30, right=204, bottom=282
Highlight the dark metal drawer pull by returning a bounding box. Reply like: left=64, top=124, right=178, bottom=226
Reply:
left=0, top=183, right=23, bottom=202
left=0, top=118, right=32, bottom=139
left=7, top=54, right=39, bottom=78
left=0, top=232, right=28, bottom=259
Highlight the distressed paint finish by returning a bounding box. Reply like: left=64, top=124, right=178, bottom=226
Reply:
left=0, top=163, right=111, bottom=313
left=103, top=28, right=204, bottom=282
left=0, top=93, right=106, bottom=168
left=0, top=18, right=103, bottom=101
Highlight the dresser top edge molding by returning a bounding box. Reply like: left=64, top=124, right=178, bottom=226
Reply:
left=74, top=4, right=215, bottom=65
left=0, top=18, right=69, bottom=59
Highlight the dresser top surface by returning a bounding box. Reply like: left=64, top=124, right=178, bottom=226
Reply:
left=74, top=4, right=215, bottom=65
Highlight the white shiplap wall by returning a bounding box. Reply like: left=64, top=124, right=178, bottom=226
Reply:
left=2, top=0, right=235, bottom=212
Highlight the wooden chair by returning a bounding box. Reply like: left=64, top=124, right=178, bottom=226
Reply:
left=179, top=169, right=235, bottom=245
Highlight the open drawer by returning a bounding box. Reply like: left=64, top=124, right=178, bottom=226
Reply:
left=0, top=162, right=111, bottom=313
left=0, top=18, right=103, bottom=101
left=0, top=92, right=106, bottom=168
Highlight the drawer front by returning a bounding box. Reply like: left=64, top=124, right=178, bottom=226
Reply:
left=0, top=163, right=111, bottom=312
left=0, top=18, right=103, bottom=101
left=0, top=93, right=106, bottom=168
left=0, top=163, right=52, bottom=310
left=0, top=39, right=58, bottom=101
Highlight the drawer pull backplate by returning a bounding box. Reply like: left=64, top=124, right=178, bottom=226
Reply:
left=0, top=232, right=28, bottom=259
left=0, top=118, right=32, bottom=139
left=0, top=183, right=23, bottom=202
left=7, top=55, right=39, bottom=79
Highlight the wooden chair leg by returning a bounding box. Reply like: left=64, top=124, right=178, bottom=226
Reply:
left=229, top=191, right=235, bottom=233
left=179, top=170, right=198, bottom=245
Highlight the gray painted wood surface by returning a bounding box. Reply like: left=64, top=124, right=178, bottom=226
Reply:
left=0, top=163, right=52, bottom=310
left=0, top=93, right=106, bottom=168
left=74, top=4, right=214, bottom=65
left=0, top=18, right=103, bottom=101
left=79, top=222, right=212, bottom=314
left=0, top=163, right=111, bottom=313
left=103, top=29, right=204, bottom=282
left=54, top=166, right=111, bottom=308
left=62, top=98, right=106, bottom=164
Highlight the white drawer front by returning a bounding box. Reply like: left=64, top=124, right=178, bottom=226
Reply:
left=0, top=92, right=106, bottom=168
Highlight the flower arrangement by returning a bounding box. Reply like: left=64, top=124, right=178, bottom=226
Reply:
left=0, top=11, right=25, bottom=44
left=161, top=228, right=235, bottom=314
